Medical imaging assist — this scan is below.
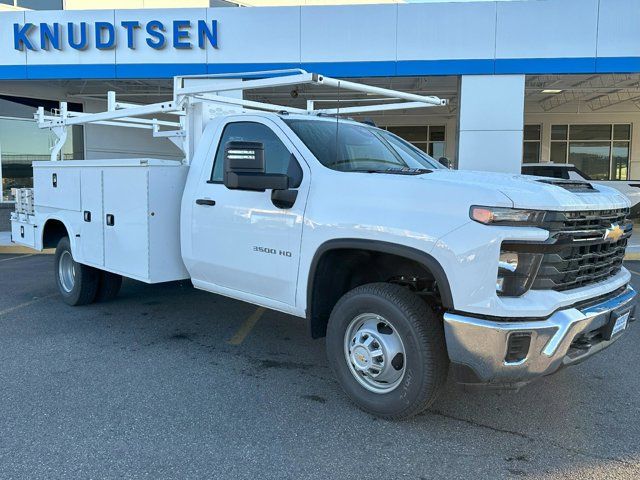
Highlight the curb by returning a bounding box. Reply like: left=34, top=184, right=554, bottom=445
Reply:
left=625, top=252, right=640, bottom=261
left=0, top=246, right=54, bottom=255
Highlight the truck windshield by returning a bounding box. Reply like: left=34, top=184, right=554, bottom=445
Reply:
left=283, top=119, right=443, bottom=173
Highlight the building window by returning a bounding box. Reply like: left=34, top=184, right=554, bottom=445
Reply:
left=0, top=96, right=83, bottom=202
left=386, top=125, right=446, bottom=159
left=550, top=124, right=631, bottom=180
left=523, top=124, right=541, bottom=163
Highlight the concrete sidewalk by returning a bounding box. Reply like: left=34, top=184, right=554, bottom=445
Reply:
left=626, top=235, right=640, bottom=260
left=0, top=231, right=52, bottom=254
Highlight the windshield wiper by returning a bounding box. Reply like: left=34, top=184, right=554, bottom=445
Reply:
left=352, top=168, right=433, bottom=175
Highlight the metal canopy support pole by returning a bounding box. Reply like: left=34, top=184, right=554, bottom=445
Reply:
left=457, top=74, right=525, bottom=173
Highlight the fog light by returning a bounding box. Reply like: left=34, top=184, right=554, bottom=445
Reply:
left=499, top=252, right=518, bottom=272
left=505, top=332, right=532, bottom=364
left=496, top=251, right=542, bottom=297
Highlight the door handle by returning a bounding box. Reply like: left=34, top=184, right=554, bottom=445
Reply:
left=196, top=199, right=216, bottom=206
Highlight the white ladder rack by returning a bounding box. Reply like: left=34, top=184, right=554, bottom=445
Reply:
left=36, top=69, right=447, bottom=164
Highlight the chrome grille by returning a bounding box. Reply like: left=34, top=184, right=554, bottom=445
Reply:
left=532, top=208, right=631, bottom=292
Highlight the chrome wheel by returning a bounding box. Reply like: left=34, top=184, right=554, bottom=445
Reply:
left=344, top=313, right=406, bottom=394
left=58, top=250, right=76, bottom=293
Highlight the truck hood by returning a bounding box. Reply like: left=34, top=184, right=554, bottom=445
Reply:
left=426, top=169, right=630, bottom=211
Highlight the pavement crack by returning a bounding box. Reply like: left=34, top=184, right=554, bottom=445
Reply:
left=430, top=410, right=633, bottom=466
left=431, top=410, right=530, bottom=440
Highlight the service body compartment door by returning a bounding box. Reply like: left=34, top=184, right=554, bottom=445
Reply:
left=10, top=219, right=36, bottom=248
left=33, top=167, right=81, bottom=211
left=79, top=169, right=104, bottom=266
left=103, top=168, right=149, bottom=280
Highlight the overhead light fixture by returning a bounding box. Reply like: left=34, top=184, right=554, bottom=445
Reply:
left=542, top=89, right=563, bottom=94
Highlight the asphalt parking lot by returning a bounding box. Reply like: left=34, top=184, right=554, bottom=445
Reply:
left=1, top=254, right=639, bottom=480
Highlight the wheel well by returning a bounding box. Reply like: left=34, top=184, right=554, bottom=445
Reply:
left=307, top=242, right=452, bottom=339
left=42, top=219, right=68, bottom=249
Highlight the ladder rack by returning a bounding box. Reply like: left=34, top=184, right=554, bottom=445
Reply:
left=35, top=69, right=447, bottom=164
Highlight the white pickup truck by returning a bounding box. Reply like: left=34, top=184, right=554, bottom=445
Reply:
left=11, top=71, right=637, bottom=419
left=522, top=163, right=640, bottom=219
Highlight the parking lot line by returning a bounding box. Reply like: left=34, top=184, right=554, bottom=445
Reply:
left=227, top=307, right=266, bottom=346
left=0, top=254, right=34, bottom=263
left=627, top=269, right=640, bottom=276
left=0, top=293, right=57, bottom=317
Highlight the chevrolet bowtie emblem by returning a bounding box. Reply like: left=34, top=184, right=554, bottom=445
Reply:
left=604, top=223, right=624, bottom=243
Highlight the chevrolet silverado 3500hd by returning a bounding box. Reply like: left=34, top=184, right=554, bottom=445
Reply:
left=11, top=71, right=637, bottom=419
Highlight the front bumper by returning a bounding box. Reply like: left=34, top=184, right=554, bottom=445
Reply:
left=443, top=286, right=637, bottom=386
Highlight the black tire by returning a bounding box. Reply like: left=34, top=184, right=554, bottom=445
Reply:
left=54, top=236, right=99, bottom=306
left=95, top=271, right=123, bottom=303
left=326, top=283, right=448, bottom=419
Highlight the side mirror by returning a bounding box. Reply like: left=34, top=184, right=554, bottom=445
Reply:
left=223, top=141, right=289, bottom=191
left=438, top=157, right=452, bottom=169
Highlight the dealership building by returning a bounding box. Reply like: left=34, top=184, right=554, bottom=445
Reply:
left=1, top=0, right=639, bottom=226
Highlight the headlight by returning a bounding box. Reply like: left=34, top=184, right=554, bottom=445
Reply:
left=470, top=206, right=546, bottom=226
left=497, top=251, right=542, bottom=297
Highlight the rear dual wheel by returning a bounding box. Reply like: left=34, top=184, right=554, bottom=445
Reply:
left=55, top=237, right=122, bottom=306
left=326, top=283, right=448, bottom=419
left=95, top=270, right=123, bottom=303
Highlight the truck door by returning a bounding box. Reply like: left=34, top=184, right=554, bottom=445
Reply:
left=189, top=117, right=309, bottom=308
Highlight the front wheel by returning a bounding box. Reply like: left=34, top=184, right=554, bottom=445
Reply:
left=326, top=283, right=448, bottom=419
left=54, top=236, right=99, bottom=306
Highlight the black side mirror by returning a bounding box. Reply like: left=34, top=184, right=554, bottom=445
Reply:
left=438, top=157, right=452, bottom=169
left=223, top=141, right=289, bottom=191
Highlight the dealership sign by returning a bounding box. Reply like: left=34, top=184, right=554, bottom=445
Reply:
left=13, top=20, right=218, bottom=51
